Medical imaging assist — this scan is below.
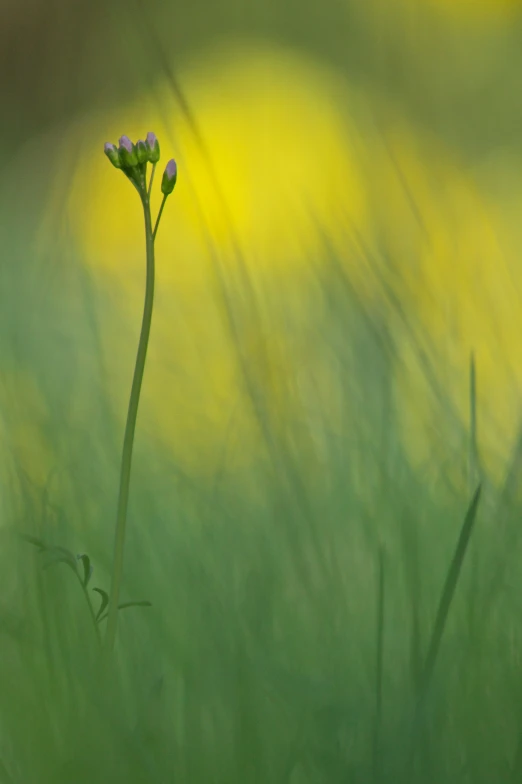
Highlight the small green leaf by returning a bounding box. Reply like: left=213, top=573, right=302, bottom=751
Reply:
left=47, top=546, right=78, bottom=569
left=118, top=600, right=152, bottom=611
left=77, top=554, right=93, bottom=587
left=21, top=534, right=47, bottom=552
left=97, top=599, right=152, bottom=624
left=50, top=545, right=76, bottom=559
left=42, top=552, right=78, bottom=576
left=93, top=588, right=109, bottom=622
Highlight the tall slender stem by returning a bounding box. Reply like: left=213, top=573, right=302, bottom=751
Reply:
left=104, top=193, right=156, bottom=656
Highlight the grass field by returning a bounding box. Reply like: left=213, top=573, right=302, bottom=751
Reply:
left=3, top=4, right=522, bottom=783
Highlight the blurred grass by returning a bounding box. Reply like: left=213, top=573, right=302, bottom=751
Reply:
left=2, top=5, right=522, bottom=784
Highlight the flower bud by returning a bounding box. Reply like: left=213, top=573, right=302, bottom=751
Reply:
left=136, top=139, right=149, bottom=165
left=118, top=135, right=138, bottom=168
left=104, top=142, right=122, bottom=169
left=161, top=159, right=177, bottom=195
left=146, top=131, right=160, bottom=164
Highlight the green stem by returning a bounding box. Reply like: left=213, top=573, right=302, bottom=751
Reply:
left=153, top=194, right=168, bottom=241
left=104, top=192, right=156, bottom=656
left=148, top=163, right=156, bottom=199
left=123, top=168, right=142, bottom=197
left=78, top=576, right=102, bottom=647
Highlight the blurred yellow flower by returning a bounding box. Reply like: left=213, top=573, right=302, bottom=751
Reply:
left=36, top=41, right=522, bottom=493
left=63, top=43, right=369, bottom=477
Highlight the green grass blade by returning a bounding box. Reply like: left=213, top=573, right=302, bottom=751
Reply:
left=419, top=484, right=482, bottom=697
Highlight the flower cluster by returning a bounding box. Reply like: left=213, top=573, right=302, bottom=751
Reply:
left=104, top=132, right=177, bottom=197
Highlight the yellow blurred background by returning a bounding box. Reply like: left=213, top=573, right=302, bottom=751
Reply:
left=32, top=42, right=522, bottom=488
left=4, top=3, right=522, bottom=519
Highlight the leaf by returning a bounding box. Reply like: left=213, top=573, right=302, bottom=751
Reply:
left=22, top=535, right=79, bottom=565
left=21, top=534, right=47, bottom=552
left=92, top=588, right=109, bottom=622
left=50, top=545, right=77, bottom=560
left=76, top=554, right=93, bottom=587
left=97, top=599, right=152, bottom=624
left=41, top=549, right=79, bottom=576
left=118, top=601, right=152, bottom=611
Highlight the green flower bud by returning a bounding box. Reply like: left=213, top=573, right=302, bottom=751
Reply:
left=146, top=131, right=160, bottom=164
left=104, top=142, right=122, bottom=169
left=136, top=139, right=149, bottom=165
left=161, top=159, right=177, bottom=196
left=118, top=135, right=138, bottom=168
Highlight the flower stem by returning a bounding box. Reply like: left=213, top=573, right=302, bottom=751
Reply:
left=153, top=194, right=168, bottom=241
left=148, top=163, right=156, bottom=199
left=104, top=192, right=156, bottom=656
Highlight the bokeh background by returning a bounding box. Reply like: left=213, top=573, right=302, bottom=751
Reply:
left=3, top=1, right=522, bottom=782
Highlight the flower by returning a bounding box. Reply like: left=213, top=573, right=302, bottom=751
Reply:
left=118, top=135, right=138, bottom=168
left=104, top=142, right=121, bottom=169
left=146, top=132, right=160, bottom=164
left=161, top=158, right=177, bottom=195
left=136, top=139, right=149, bottom=165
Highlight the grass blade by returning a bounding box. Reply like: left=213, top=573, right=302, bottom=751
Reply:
left=406, top=484, right=482, bottom=781
left=419, top=484, right=482, bottom=698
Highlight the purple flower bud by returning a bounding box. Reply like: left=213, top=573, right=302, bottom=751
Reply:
left=146, top=131, right=160, bottom=164
left=161, top=158, right=177, bottom=196
left=136, top=139, right=149, bottom=165
left=119, top=135, right=134, bottom=153
left=118, top=135, right=138, bottom=168
left=104, top=142, right=121, bottom=169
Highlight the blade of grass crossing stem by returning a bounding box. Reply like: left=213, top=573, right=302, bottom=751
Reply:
left=406, top=485, right=482, bottom=781
left=418, top=484, right=482, bottom=703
